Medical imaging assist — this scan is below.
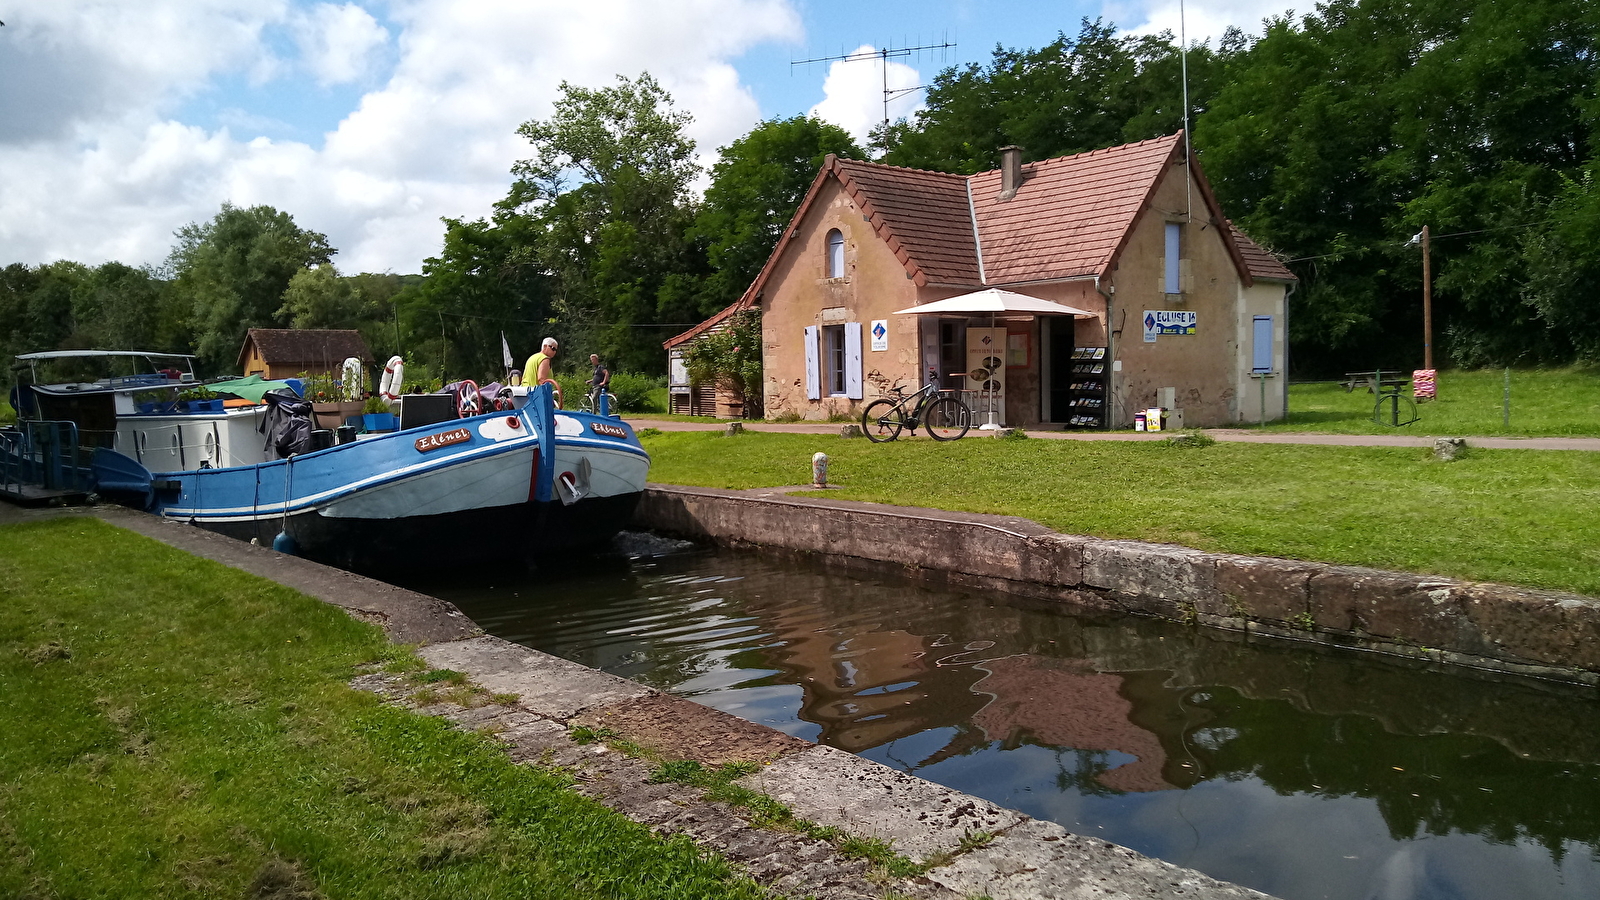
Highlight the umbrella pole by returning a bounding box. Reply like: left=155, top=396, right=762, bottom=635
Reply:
left=981, top=312, right=1000, bottom=430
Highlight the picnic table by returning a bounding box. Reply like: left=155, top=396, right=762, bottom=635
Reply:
left=1343, top=371, right=1411, bottom=394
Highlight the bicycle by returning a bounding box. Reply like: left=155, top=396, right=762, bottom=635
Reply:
left=860, top=379, right=971, bottom=442
left=579, top=391, right=619, bottom=416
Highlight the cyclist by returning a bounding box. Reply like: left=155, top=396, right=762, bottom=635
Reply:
left=587, top=354, right=610, bottom=412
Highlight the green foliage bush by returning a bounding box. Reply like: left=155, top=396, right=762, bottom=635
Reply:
left=607, top=372, right=665, bottom=413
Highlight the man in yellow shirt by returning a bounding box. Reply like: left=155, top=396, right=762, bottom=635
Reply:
left=523, top=337, right=561, bottom=406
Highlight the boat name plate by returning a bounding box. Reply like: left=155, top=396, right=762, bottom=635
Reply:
left=590, top=422, right=628, bottom=439
left=415, top=427, right=472, bottom=453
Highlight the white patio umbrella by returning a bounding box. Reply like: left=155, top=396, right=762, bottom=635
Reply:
left=893, top=288, right=1097, bottom=428
left=892, top=288, right=1097, bottom=318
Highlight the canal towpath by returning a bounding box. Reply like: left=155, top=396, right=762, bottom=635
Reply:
left=624, top=417, right=1600, bottom=451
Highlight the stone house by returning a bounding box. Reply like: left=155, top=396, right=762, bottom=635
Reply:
left=665, top=132, right=1296, bottom=428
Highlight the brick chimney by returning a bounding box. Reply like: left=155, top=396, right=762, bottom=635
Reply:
left=998, top=145, right=1023, bottom=201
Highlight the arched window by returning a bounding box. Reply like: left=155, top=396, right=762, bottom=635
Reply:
left=826, top=229, right=845, bottom=278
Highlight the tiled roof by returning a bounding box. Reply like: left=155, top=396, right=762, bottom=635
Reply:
left=970, top=134, right=1183, bottom=284
left=1229, top=224, right=1298, bottom=282
left=832, top=159, right=979, bottom=285
left=239, top=329, right=372, bottom=370
left=667, top=133, right=1295, bottom=349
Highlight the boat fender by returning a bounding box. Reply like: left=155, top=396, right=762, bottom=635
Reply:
left=341, top=356, right=364, bottom=400
left=379, top=356, right=405, bottom=400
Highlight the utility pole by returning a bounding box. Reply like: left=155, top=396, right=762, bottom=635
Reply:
left=792, top=39, right=957, bottom=130
left=1422, top=224, right=1433, bottom=370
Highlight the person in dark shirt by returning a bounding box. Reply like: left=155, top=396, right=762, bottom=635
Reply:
left=586, top=354, right=610, bottom=411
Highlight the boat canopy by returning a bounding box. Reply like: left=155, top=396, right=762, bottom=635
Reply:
left=13, top=350, right=196, bottom=361
left=207, top=374, right=298, bottom=403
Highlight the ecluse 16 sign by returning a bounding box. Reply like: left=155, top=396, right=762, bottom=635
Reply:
left=1143, top=310, right=1197, bottom=342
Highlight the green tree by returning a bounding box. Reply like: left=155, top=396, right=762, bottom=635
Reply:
left=504, top=73, right=702, bottom=374
left=875, top=19, right=1235, bottom=173
left=69, top=262, right=188, bottom=353
left=694, top=116, right=864, bottom=308
left=1199, top=0, right=1600, bottom=370
left=169, top=203, right=334, bottom=374
left=406, top=213, right=553, bottom=382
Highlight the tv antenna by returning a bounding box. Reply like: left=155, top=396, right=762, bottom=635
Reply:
left=792, top=37, right=957, bottom=129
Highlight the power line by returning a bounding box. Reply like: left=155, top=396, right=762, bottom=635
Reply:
left=1281, top=213, right=1592, bottom=265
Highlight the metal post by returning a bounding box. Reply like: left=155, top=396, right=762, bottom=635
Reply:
left=1503, top=368, right=1511, bottom=429
left=1422, top=225, right=1433, bottom=371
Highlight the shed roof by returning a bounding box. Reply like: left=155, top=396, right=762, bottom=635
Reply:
left=239, top=329, right=373, bottom=371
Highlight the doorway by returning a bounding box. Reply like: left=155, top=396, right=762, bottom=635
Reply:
left=1046, top=316, right=1074, bottom=422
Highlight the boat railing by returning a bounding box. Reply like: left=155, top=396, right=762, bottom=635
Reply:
left=0, top=419, right=91, bottom=495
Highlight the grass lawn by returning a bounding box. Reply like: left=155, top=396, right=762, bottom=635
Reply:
left=643, top=430, right=1600, bottom=597
left=1268, top=367, right=1600, bottom=436
left=0, top=517, right=766, bottom=900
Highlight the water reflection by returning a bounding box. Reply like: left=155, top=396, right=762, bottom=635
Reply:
left=410, top=543, right=1600, bottom=900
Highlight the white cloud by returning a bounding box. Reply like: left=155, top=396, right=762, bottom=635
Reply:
left=1107, top=0, right=1298, bottom=44
left=0, top=0, right=802, bottom=274
left=293, top=2, right=390, bottom=86
left=807, top=45, right=924, bottom=146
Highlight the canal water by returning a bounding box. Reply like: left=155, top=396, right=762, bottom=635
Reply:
left=409, top=538, right=1600, bottom=900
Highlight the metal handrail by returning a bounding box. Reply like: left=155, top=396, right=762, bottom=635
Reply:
left=0, top=419, right=90, bottom=493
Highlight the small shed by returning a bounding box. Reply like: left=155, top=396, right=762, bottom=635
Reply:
left=237, top=329, right=373, bottom=382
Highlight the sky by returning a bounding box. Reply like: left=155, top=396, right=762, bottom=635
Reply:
left=0, top=0, right=1297, bottom=275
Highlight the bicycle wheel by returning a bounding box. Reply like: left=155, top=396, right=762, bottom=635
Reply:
left=861, top=399, right=905, bottom=442
left=924, top=397, right=971, bottom=441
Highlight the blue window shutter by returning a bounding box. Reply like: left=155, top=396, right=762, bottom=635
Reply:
left=1252, top=315, right=1274, bottom=373
left=844, top=322, right=863, bottom=399
left=1165, top=222, right=1182, bottom=294
left=804, top=326, right=820, bottom=399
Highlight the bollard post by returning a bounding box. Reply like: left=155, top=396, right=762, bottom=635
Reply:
left=812, top=452, right=828, bottom=487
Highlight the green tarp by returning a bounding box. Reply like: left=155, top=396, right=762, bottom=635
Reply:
left=207, top=374, right=296, bottom=403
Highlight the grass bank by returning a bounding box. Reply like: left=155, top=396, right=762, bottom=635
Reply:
left=642, top=430, right=1600, bottom=597
left=0, top=516, right=765, bottom=900
left=1270, top=367, right=1600, bottom=436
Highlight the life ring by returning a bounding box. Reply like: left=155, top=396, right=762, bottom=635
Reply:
left=379, top=356, right=404, bottom=400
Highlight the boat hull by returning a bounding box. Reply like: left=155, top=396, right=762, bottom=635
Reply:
left=145, top=401, right=649, bottom=573
left=203, top=491, right=642, bottom=572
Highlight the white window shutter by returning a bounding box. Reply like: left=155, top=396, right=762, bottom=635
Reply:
left=804, top=326, right=820, bottom=400
left=844, top=322, right=863, bottom=399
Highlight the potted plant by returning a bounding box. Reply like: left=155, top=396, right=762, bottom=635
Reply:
left=177, top=386, right=222, bottom=413
left=362, top=395, right=397, bottom=432
left=304, top=371, right=364, bottom=430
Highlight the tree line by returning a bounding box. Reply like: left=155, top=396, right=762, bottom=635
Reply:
left=4, top=0, right=1597, bottom=383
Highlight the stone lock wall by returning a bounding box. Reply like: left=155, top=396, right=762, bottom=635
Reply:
left=635, top=485, right=1600, bottom=684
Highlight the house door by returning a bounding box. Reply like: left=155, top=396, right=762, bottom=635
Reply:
left=1046, top=316, right=1074, bottom=422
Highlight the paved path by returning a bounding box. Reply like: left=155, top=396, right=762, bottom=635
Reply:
left=625, top=418, right=1600, bottom=451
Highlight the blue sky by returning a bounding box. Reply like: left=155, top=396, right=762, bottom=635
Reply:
left=0, top=0, right=1288, bottom=274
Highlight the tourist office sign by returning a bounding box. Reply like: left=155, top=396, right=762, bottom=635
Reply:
left=1143, top=310, right=1197, bottom=342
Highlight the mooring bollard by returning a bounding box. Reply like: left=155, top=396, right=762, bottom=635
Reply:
left=812, top=451, right=828, bottom=487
